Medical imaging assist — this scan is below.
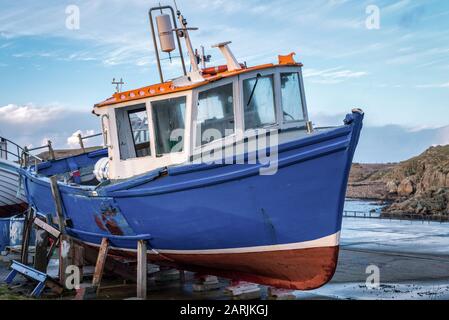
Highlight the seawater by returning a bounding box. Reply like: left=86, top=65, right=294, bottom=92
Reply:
left=344, top=199, right=385, bottom=216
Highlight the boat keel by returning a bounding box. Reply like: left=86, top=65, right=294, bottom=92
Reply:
left=102, top=245, right=340, bottom=290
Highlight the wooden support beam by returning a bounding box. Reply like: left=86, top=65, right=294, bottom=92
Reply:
left=136, top=240, right=147, bottom=300
left=92, top=238, right=110, bottom=293
left=34, top=217, right=60, bottom=273
left=81, top=244, right=137, bottom=282
left=50, top=176, right=66, bottom=234
left=46, top=278, right=65, bottom=295
left=47, top=238, right=60, bottom=261
left=34, top=217, right=61, bottom=239
left=34, top=228, right=50, bottom=273
left=20, top=210, right=34, bottom=265
left=59, top=235, right=74, bottom=286
left=73, top=243, right=85, bottom=281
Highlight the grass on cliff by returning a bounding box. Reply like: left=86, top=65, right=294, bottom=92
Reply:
left=0, top=285, right=31, bottom=300
left=386, top=145, right=449, bottom=180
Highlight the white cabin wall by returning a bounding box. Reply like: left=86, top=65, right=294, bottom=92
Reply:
left=298, top=67, right=310, bottom=123
left=93, top=65, right=308, bottom=181
left=98, top=92, right=192, bottom=181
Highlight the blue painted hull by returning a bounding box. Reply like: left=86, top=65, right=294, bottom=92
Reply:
left=20, top=111, right=363, bottom=289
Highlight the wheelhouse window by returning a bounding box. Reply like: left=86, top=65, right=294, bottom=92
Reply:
left=115, top=103, right=151, bottom=160
left=152, top=96, right=186, bottom=156
left=281, top=73, right=305, bottom=123
left=196, top=83, right=235, bottom=146
left=243, top=74, right=276, bottom=130
left=129, top=109, right=151, bottom=157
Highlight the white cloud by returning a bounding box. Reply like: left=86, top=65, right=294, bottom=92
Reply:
left=0, top=42, right=12, bottom=49
left=310, top=112, right=449, bottom=163
left=415, top=82, right=449, bottom=89
left=12, top=51, right=59, bottom=59
left=0, top=103, right=62, bottom=124
left=438, top=126, right=449, bottom=145
left=67, top=129, right=96, bottom=148
left=303, top=67, right=368, bottom=84
left=40, top=137, right=51, bottom=146
left=0, top=103, right=100, bottom=150
left=0, top=0, right=370, bottom=70
left=383, top=0, right=411, bottom=14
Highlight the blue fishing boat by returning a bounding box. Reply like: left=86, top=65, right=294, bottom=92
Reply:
left=19, top=4, right=363, bottom=290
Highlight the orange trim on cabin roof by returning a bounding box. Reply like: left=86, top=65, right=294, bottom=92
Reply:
left=278, top=52, right=297, bottom=65
left=94, top=61, right=302, bottom=109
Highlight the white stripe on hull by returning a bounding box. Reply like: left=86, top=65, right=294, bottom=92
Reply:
left=84, top=232, right=341, bottom=255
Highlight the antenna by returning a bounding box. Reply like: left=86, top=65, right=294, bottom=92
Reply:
left=200, top=45, right=211, bottom=69
left=173, top=4, right=203, bottom=82
left=112, top=78, right=124, bottom=93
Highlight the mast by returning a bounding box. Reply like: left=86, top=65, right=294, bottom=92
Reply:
left=173, top=1, right=204, bottom=82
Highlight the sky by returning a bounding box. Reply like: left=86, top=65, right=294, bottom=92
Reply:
left=0, top=0, right=449, bottom=163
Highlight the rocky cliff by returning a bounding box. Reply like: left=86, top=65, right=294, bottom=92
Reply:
left=347, top=145, right=449, bottom=216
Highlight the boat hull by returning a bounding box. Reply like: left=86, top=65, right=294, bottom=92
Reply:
left=87, top=233, right=339, bottom=290
left=153, top=245, right=339, bottom=291
left=0, top=159, right=27, bottom=217
left=21, top=111, right=363, bottom=290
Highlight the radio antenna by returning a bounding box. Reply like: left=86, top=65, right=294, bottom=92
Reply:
left=112, top=78, right=124, bottom=93
left=173, top=0, right=179, bottom=12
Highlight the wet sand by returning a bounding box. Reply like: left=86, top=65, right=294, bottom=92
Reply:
left=299, top=218, right=449, bottom=299
left=335, top=248, right=449, bottom=283
left=101, top=247, right=449, bottom=300
left=2, top=246, right=449, bottom=300
left=301, top=248, right=449, bottom=300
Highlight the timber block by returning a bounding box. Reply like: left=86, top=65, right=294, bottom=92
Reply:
left=268, top=288, right=297, bottom=300
left=193, top=275, right=221, bottom=292
left=74, top=283, right=97, bottom=300
left=154, top=269, right=180, bottom=283
left=147, top=264, right=160, bottom=274
left=225, top=281, right=261, bottom=300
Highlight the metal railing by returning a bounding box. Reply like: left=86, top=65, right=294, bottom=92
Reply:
left=0, top=136, right=43, bottom=166
left=343, top=210, right=381, bottom=219
left=77, top=132, right=103, bottom=153
left=1, top=132, right=103, bottom=168
left=343, top=210, right=449, bottom=224
left=1, top=137, right=22, bottom=162
left=23, top=141, right=53, bottom=162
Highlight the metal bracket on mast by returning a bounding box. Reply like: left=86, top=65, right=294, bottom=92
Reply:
left=173, top=8, right=204, bottom=83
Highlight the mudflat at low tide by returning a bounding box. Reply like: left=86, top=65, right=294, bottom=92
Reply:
left=2, top=216, right=449, bottom=300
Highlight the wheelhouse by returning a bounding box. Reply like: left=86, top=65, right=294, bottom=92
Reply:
left=95, top=63, right=310, bottom=180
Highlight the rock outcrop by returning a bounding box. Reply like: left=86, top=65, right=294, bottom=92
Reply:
left=347, top=163, right=396, bottom=200
left=348, top=145, right=449, bottom=216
